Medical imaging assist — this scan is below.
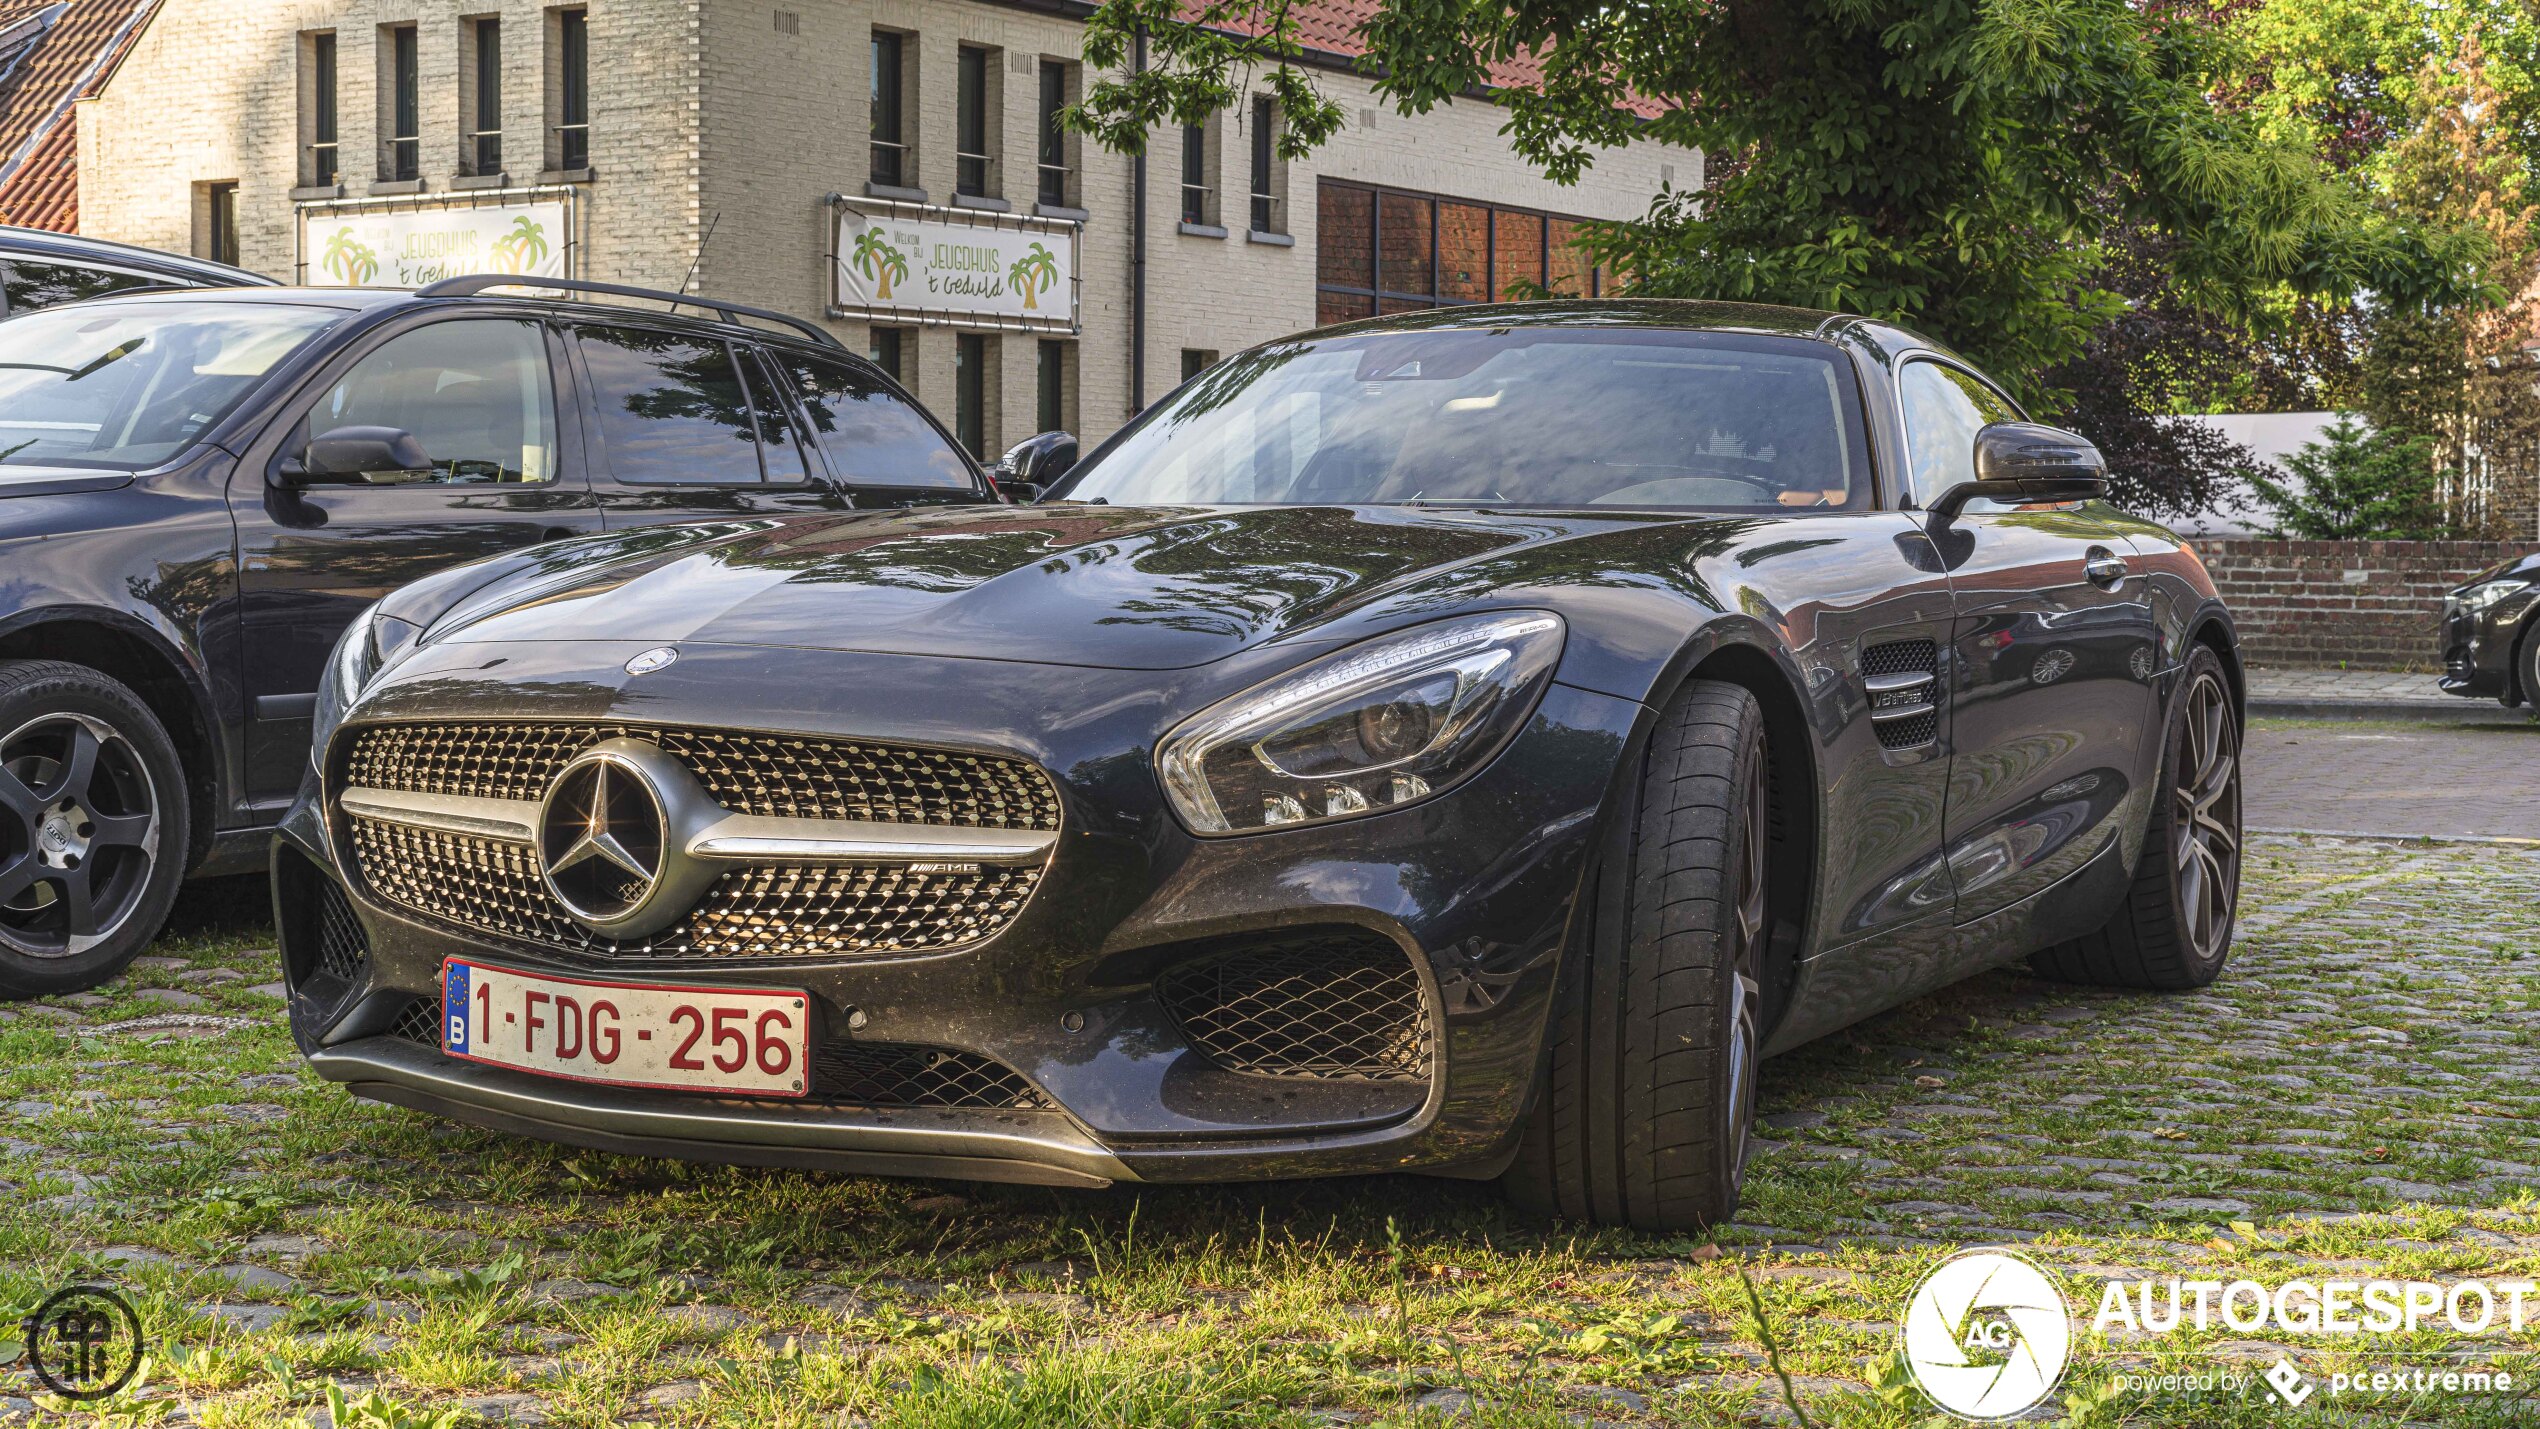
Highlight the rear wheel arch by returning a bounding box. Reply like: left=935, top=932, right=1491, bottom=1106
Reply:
left=0, top=612, right=220, bottom=872
left=2188, top=614, right=2245, bottom=727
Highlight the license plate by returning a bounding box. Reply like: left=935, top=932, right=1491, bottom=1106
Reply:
left=441, top=959, right=811, bottom=1097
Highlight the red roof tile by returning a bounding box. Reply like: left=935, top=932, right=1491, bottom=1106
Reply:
left=0, top=0, right=158, bottom=232
left=1216, top=0, right=1667, bottom=119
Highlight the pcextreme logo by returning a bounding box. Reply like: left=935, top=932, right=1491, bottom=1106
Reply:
left=1903, top=1249, right=2072, bottom=1419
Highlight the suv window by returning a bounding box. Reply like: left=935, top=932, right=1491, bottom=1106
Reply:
left=577, top=325, right=764, bottom=485
left=1897, top=358, right=2016, bottom=504
left=773, top=352, right=975, bottom=490
left=3, top=261, right=163, bottom=315
left=300, top=319, right=557, bottom=483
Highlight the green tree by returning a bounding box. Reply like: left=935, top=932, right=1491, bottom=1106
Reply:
left=1068, top=0, right=2479, bottom=406
left=2250, top=414, right=2453, bottom=538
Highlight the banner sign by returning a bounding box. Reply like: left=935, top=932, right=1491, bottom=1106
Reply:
left=830, top=198, right=1078, bottom=332
left=302, top=199, right=569, bottom=287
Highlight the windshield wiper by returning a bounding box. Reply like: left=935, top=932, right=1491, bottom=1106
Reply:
left=63, top=338, right=144, bottom=382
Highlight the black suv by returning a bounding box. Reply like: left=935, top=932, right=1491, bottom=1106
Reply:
left=0, top=224, right=275, bottom=315
left=0, top=275, right=996, bottom=996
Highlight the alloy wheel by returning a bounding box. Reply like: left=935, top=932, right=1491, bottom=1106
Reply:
left=2170, top=672, right=2241, bottom=963
left=0, top=713, right=160, bottom=958
left=1723, top=739, right=1769, bottom=1191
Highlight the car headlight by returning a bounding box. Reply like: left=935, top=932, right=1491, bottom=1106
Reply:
left=309, top=602, right=418, bottom=771
left=2453, top=579, right=2528, bottom=614
left=1157, top=611, right=1566, bottom=835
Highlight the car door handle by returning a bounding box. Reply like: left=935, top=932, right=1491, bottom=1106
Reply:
left=2083, top=549, right=2128, bottom=588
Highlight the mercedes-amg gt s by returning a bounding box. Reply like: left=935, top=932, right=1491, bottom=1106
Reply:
left=273, top=302, right=2245, bottom=1230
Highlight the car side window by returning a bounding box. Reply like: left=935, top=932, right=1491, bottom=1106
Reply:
left=299, top=319, right=557, bottom=484
left=1897, top=359, right=2015, bottom=505
left=739, top=348, right=811, bottom=485
left=774, top=352, right=977, bottom=490
left=3, top=261, right=162, bottom=315
left=576, top=325, right=765, bottom=485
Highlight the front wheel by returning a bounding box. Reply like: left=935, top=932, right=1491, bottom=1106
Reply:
left=0, top=661, right=189, bottom=1000
left=1502, top=679, right=1774, bottom=1232
left=2030, top=644, right=2241, bottom=990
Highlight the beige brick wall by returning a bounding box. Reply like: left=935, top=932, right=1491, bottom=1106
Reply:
left=83, top=0, right=1699, bottom=462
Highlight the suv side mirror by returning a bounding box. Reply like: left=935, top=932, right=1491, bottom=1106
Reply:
left=1926, top=422, right=2106, bottom=528
left=276, top=426, right=435, bottom=486
left=992, top=430, right=1077, bottom=503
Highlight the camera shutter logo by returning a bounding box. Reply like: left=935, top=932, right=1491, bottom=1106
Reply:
left=1902, top=1249, right=2071, bottom=1419
left=22, top=1283, right=145, bottom=1401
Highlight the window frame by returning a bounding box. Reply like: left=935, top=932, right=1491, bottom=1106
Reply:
left=954, top=43, right=998, bottom=200
left=382, top=23, right=420, bottom=182
left=1313, top=178, right=1609, bottom=322
left=769, top=342, right=991, bottom=496
left=267, top=313, right=571, bottom=492
left=1247, top=94, right=1282, bottom=235
left=1035, top=60, right=1075, bottom=209
left=463, top=15, right=503, bottom=177
left=870, top=29, right=912, bottom=189
left=550, top=7, right=589, bottom=172
left=302, top=30, right=339, bottom=187
left=1179, top=115, right=1218, bottom=228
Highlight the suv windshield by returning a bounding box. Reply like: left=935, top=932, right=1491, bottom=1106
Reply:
left=1057, top=328, right=1872, bottom=510
left=0, top=301, right=342, bottom=470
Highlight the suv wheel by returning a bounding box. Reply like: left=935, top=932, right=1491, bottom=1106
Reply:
left=1502, top=679, right=1773, bottom=1231
left=0, top=661, right=188, bottom=999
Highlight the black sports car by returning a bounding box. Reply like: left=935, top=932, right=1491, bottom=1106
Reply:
left=276, top=302, right=2246, bottom=1230
left=2438, top=552, right=2540, bottom=707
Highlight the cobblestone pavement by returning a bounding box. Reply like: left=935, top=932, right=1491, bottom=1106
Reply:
left=0, top=835, right=2535, bottom=1425
left=2246, top=719, right=2540, bottom=841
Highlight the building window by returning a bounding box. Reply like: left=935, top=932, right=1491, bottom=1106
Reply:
left=463, top=16, right=502, bottom=176
left=954, top=332, right=992, bottom=457
left=1180, top=348, right=1217, bottom=383
left=381, top=24, right=419, bottom=181
left=1035, top=60, right=1075, bottom=208
left=549, top=8, right=589, bottom=172
left=955, top=44, right=997, bottom=199
left=868, top=326, right=907, bottom=382
left=1313, top=179, right=1606, bottom=325
left=1248, top=95, right=1283, bottom=234
left=870, top=30, right=911, bottom=189
left=1036, top=338, right=1070, bottom=432
left=199, top=182, right=240, bottom=265
left=300, top=32, right=338, bottom=188
left=1179, top=116, right=1218, bottom=228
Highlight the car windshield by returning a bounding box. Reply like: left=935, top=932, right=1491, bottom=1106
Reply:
left=1058, top=327, right=1872, bottom=510
left=0, top=301, right=342, bottom=470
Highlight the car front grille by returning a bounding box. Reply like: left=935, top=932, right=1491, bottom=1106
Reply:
left=342, top=721, right=1061, bottom=830
left=338, top=721, right=1056, bottom=963
left=1158, top=931, right=1431, bottom=1082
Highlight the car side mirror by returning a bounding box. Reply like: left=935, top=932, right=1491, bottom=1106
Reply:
left=1925, top=422, right=2106, bottom=529
left=993, top=430, right=1077, bottom=503
left=276, top=426, right=435, bottom=486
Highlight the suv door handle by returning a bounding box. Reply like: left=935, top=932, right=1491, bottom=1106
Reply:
left=2083, top=548, right=2128, bottom=588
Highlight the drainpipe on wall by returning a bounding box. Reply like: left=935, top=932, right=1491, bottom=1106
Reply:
left=1129, top=28, right=1147, bottom=416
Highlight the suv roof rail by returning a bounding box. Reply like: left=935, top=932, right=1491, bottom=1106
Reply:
left=415, top=274, right=844, bottom=350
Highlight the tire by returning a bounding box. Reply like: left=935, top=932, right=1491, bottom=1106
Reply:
left=2029, top=644, right=2241, bottom=991
left=2517, top=617, right=2539, bottom=710
left=0, top=660, right=189, bottom=1000
left=1502, top=679, right=1773, bottom=1232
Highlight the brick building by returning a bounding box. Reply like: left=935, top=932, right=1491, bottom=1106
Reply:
left=73, top=0, right=1698, bottom=457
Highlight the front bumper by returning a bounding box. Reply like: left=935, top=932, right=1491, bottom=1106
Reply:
left=276, top=639, right=1642, bottom=1188
left=2436, top=590, right=2535, bottom=703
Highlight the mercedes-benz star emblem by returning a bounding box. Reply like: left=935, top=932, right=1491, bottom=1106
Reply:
left=539, top=752, right=667, bottom=928
left=625, top=646, right=678, bottom=676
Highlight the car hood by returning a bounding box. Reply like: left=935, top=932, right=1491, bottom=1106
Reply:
left=427, top=503, right=1693, bottom=670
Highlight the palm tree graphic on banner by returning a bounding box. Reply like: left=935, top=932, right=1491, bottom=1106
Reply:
left=320, top=230, right=379, bottom=285
left=488, top=216, right=550, bottom=275
left=1008, top=242, right=1060, bottom=311
left=850, top=228, right=910, bottom=301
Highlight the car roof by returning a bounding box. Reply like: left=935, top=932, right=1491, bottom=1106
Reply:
left=0, top=224, right=280, bottom=287
left=1294, top=297, right=1955, bottom=362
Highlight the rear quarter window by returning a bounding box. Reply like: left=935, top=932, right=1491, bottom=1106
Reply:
left=774, top=352, right=976, bottom=491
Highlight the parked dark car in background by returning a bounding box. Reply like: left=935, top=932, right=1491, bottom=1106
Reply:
left=277, top=301, right=2245, bottom=1231
left=0, top=275, right=990, bottom=998
left=2439, top=553, right=2540, bottom=708
left=0, top=224, right=274, bottom=315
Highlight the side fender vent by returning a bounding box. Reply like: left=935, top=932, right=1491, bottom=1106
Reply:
left=1862, top=639, right=1940, bottom=750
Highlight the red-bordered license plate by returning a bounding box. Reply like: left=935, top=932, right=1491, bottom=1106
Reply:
left=441, top=959, right=811, bottom=1098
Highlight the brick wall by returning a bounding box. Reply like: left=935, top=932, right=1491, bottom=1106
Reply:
left=2189, top=538, right=2531, bottom=671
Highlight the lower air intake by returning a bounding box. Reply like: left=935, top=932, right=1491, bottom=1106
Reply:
left=1158, top=930, right=1431, bottom=1082
left=809, top=1041, right=1050, bottom=1110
